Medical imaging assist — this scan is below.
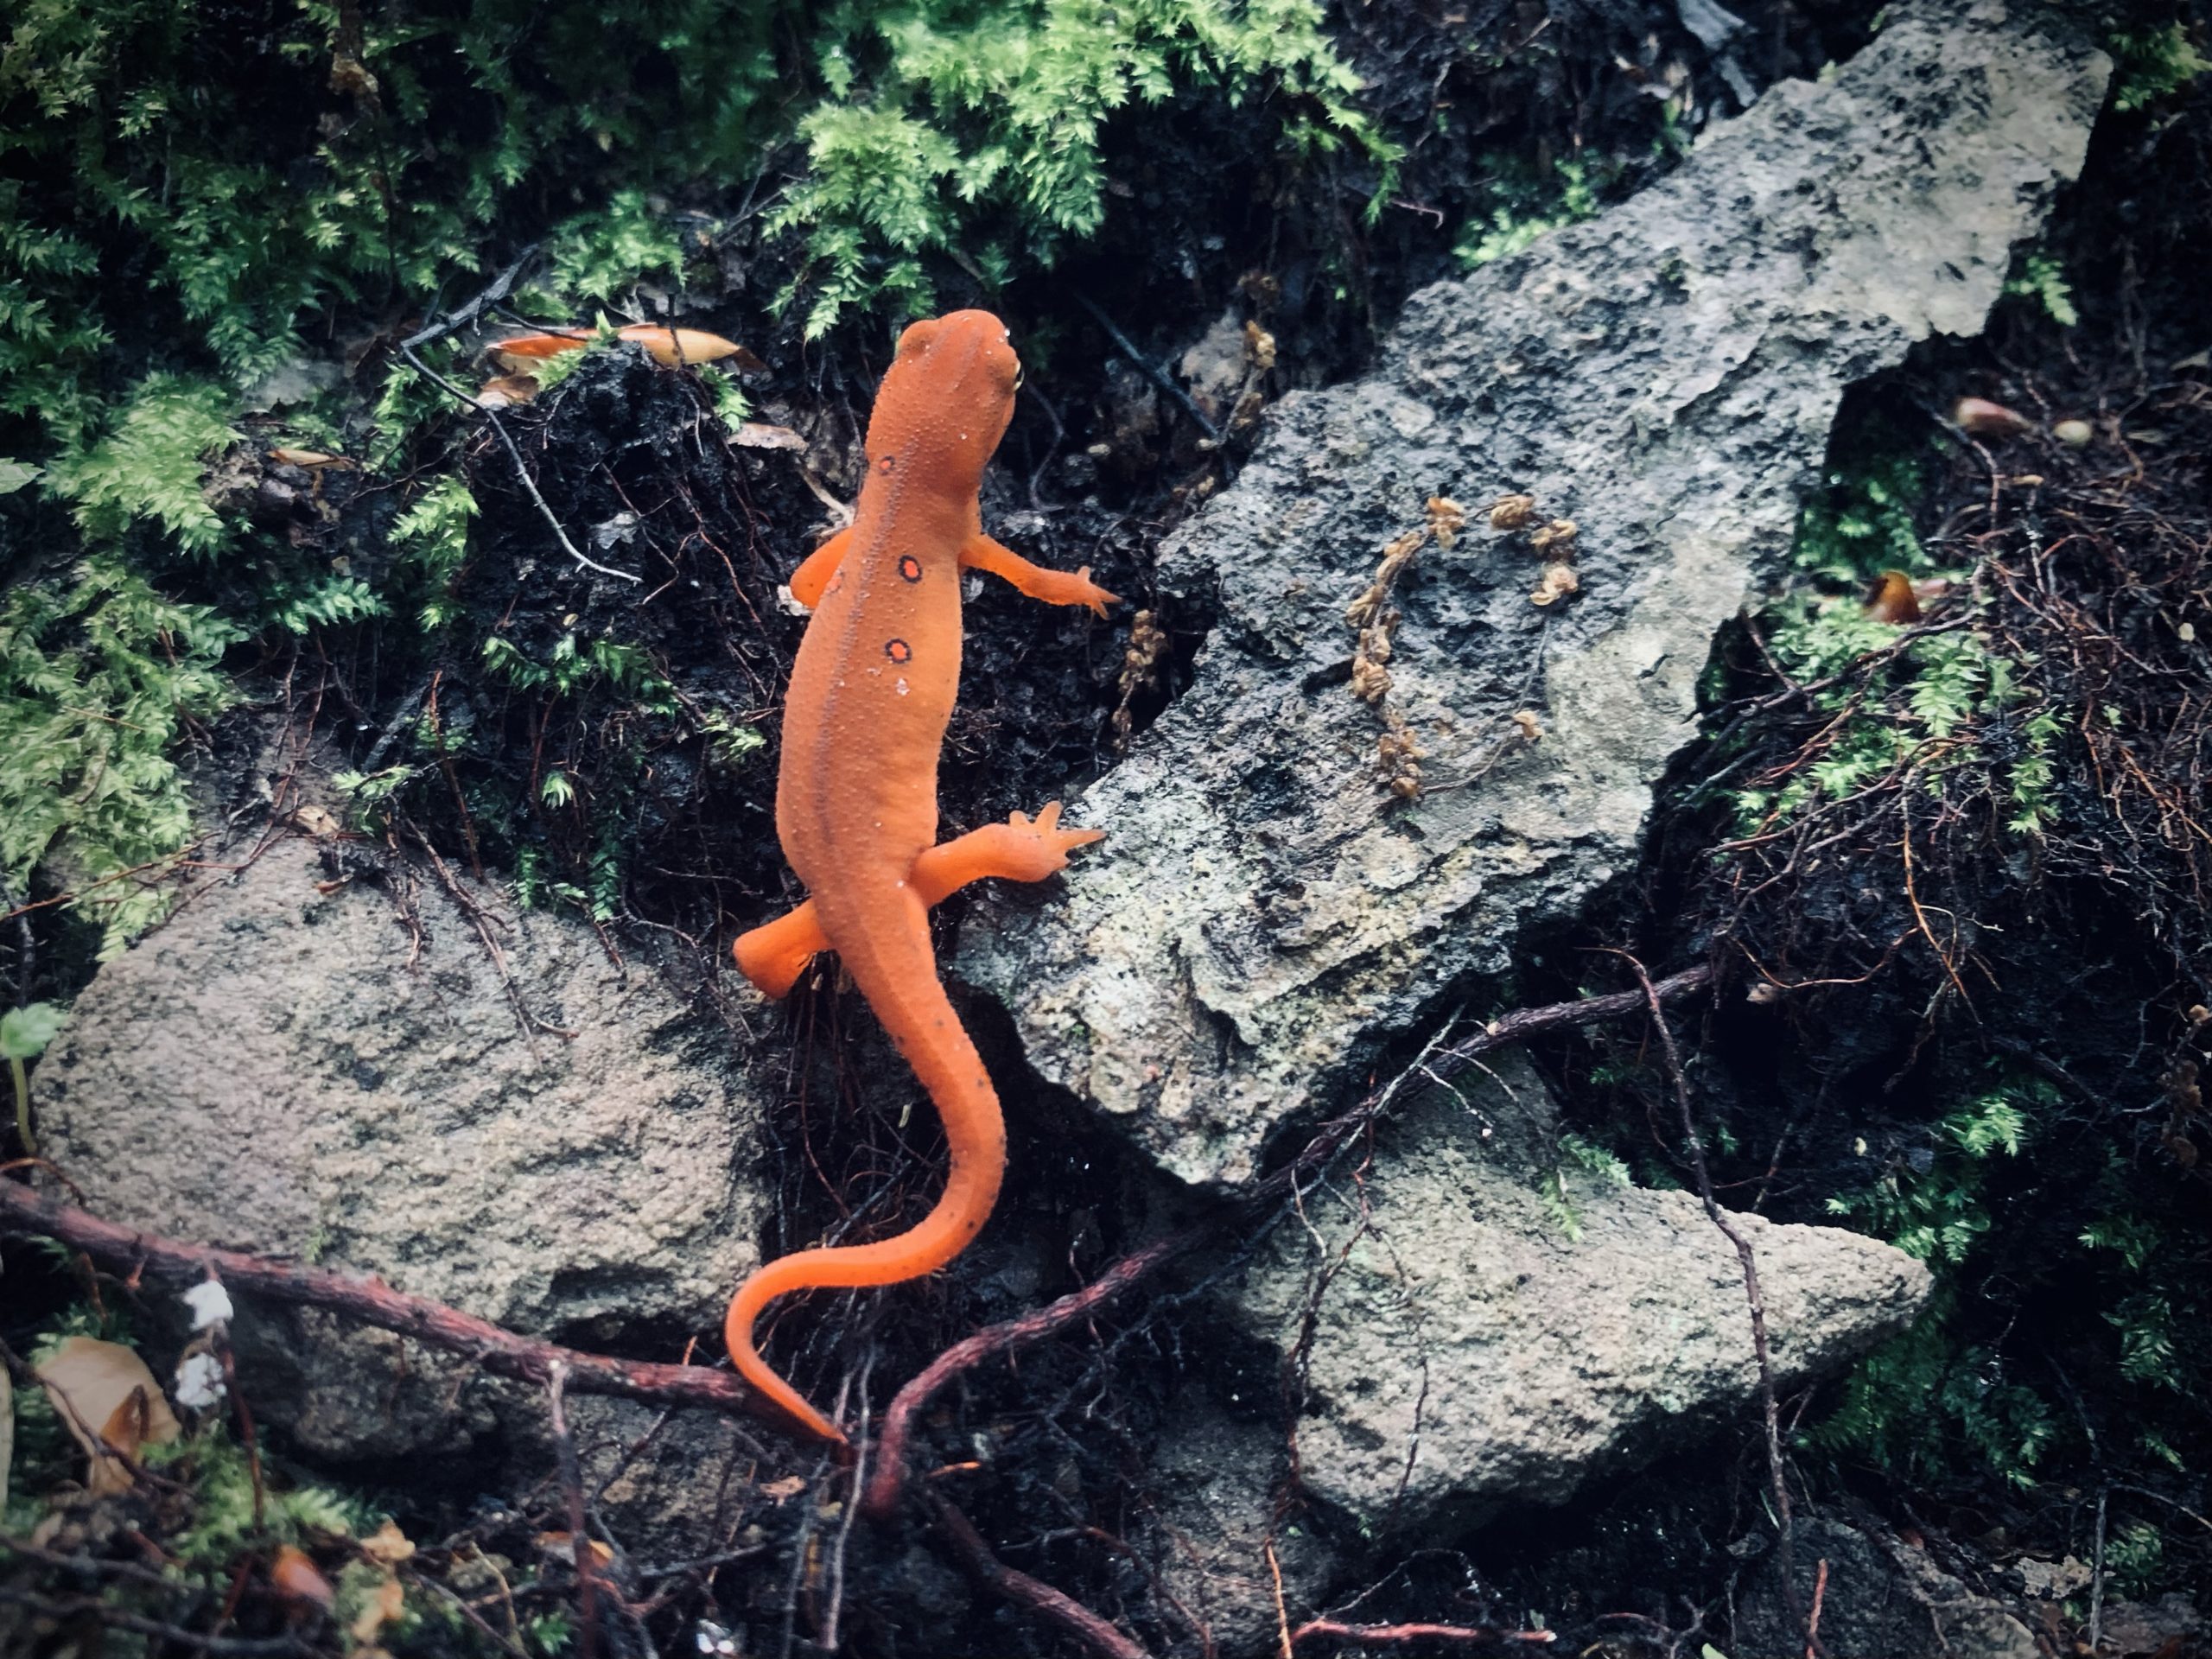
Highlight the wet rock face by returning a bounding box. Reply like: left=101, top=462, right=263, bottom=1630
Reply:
left=33, top=835, right=766, bottom=1460
left=960, top=0, right=2111, bottom=1190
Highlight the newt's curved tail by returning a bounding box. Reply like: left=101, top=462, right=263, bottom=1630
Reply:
left=725, top=918, right=1006, bottom=1446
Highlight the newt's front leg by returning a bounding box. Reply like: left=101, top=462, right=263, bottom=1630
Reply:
left=959, top=534, right=1118, bottom=617
left=731, top=803, right=1103, bottom=999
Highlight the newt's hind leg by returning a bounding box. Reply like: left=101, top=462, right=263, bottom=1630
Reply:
left=912, top=801, right=1104, bottom=905
left=732, top=803, right=1102, bottom=998
left=733, top=902, right=830, bottom=1001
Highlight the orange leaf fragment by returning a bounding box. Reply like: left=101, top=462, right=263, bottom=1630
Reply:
left=486, top=326, right=761, bottom=373
left=486, top=329, right=594, bottom=362
left=535, top=1531, right=615, bottom=1567
left=271, top=1544, right=337, bottom=1609
left=615, top=325, right=762, bottom=371
left=350, top=1573, right=407, bottom=1648
left=1865, top=569, right=1923, bottom=625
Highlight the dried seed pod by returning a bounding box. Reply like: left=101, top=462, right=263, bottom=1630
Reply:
left=1489, top=493, right=1537, bottom=531
left=1530, top=562, right=1580, bottom=606
left=1529, top=518, right=1579, bottom=554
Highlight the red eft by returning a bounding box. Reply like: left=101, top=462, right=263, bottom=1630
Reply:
left=727, top=310, right=1116, bottom=1446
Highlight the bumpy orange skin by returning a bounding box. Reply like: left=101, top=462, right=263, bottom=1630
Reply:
left=727, top=312, right=1116, bottom=1446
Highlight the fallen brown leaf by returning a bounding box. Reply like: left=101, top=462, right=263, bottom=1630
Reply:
left=1866, top=569, right=1923, bottom=625
left=474, top=372, right=541, bottom=409
left=360, top=1519, right=416, bottom=1567
left=1952, top=395, right=2034, bottom=438
left=36, top=1337, right=181, bottom=1495
left=350, top=1572, right=406, bottom=1649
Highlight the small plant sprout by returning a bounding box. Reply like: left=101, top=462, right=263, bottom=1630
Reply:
left=2, top=1001, right=62, bottom=1154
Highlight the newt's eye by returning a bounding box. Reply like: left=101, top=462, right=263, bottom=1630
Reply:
left=1012, top=364, right=1025, bottom=391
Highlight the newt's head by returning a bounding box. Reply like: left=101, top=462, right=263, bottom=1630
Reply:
left=868, top=310, right=1021, bottom=493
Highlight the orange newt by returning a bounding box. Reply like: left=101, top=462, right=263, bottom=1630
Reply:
left=727, top=310, right=1116, bottom=1446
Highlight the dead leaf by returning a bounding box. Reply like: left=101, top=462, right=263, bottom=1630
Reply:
left=759, top=1474, right=807, bottom=1503
left=266, top=448, right=352, bottom=469
left=486, top=329, right=594, bottom=364
left=350, top=1573, right=406, bottom=1648
left=1952, top=396, right=2033, bottom=438
left=728, top=422, right=808, bottom=452
left=36, top=1337, right=180, bottom=1494
left=486, top=326, right=762, bottom=373
left=1866, top=569, right=1923, bottom=625
left=615, top=325, right=763, bottom=371
left=1510, top=709, right=1544, bottom=742
left=360, top=1519, right=416, bottom=1567
left=289, top=804, right=342, bottom=839
left=271, top=1544, right=336, bottom=1609
left=535, top=1531, right=615, bottom=1567
left=474, top=373, right=541, bottom=409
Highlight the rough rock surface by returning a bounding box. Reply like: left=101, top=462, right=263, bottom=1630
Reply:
left=33, top=833, right=766, bottom=1459
left=1146, top=1054, right=1929, bottom=1648
left=961, top=0, right=2111, bottom=1189
left=1735, top=1516, right=2040, bottom=1659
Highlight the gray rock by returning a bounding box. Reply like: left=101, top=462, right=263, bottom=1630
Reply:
left=1736, top=1516, right=2039, bottom=1659
left=960, top=0, right=2110, bottom=1189
left=1185, top=1053, right=1929, bottom=1553
left=34, top=833, right=766, bottom=1459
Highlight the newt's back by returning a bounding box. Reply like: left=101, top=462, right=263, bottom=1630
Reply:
left=777, top=313, right=1021, bottom=896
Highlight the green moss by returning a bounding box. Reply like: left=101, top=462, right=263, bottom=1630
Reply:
left=1454, top=158, right=1601, bottom=268
left=0, top=557, right=239, bottom=954
left=2108, top=20, right=2211, bottom=113
left=772, top=0, right=1395, bottom=334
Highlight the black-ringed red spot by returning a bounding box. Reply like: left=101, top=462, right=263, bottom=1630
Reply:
left=885, top=638, right=912, bottom=664
left=898, top=555, right=923, bottom=583
left=877, top=454, right=896, bottom=474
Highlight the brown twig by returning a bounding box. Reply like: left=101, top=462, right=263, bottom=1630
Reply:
left=1615, top=952, right=1804, bottom=1649
left=395, top=339, right=639, bottom=585
left=545, top=1363, right=601, bottom=1659
left=861, top=1233, right=1182, bottom=1519
left=1291, top=1619, right=1556, bottom=1647
left=928, top=1494, right=1151, bottom=1659
left=0, top=1588, right=326, bottom=1656
left=1804, top=1556, right=1828, bottom=1659
left=0, top=1179, right=798, bottom=1433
